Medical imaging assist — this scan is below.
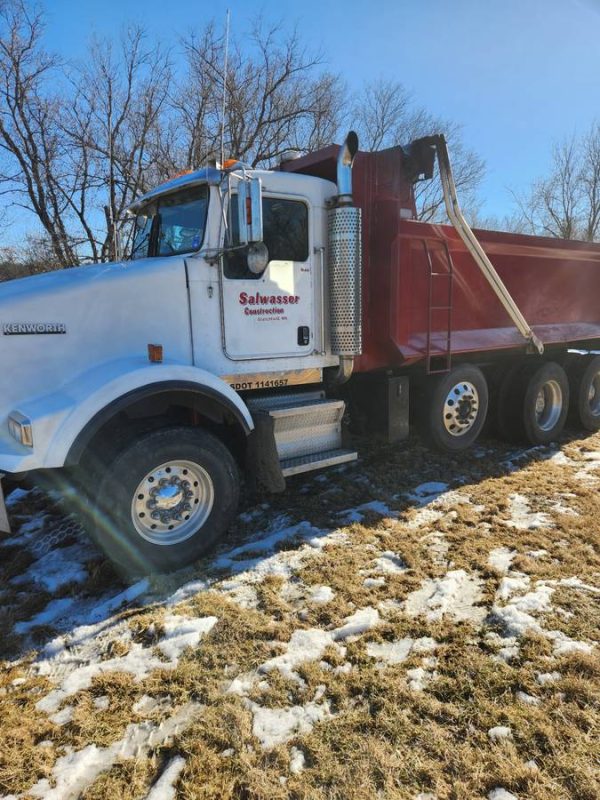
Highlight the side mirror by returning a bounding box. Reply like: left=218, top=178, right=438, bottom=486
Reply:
left=237, top=177, right=263, bottom=244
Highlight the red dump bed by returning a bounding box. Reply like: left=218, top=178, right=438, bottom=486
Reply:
left=283, top=144, right=600, bottom=372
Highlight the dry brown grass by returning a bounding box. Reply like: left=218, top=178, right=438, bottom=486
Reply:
left=0, top=431, right=599, bottom=798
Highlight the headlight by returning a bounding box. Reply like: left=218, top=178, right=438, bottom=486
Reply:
left=8, top=411, right=33, bottom=447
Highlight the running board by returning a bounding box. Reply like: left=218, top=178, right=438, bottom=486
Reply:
left=281, top=449, right=358, bottom=477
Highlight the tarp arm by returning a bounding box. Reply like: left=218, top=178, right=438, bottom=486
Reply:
left=409, top=134, right=544, bottom=356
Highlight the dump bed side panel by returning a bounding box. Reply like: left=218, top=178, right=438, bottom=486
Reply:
left=354, top=220, right=600, bottom=372
left=283, top=144, right=600, bottom=372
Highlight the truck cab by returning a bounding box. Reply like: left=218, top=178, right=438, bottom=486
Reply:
left=0, top=140, right=363, bottom=575
left=126, top=165, right=340, bottom=376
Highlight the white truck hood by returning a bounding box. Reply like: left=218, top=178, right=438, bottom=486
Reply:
left=0, top=257, right=194, bottom=430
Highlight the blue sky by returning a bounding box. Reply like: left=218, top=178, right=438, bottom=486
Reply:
left=37, top=0, right=600, bottom=219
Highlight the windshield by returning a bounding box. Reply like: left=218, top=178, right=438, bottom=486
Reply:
left=130, top=185, right=209, bottom=260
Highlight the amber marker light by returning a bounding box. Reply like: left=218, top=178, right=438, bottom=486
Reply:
left=148, top=344, right=163, bottom=363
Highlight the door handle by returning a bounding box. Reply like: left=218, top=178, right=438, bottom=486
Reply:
left=297, top=326, right=310, bottom=346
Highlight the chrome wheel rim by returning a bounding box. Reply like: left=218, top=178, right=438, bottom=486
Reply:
left=131, top=460, right=214, bottom=545
left=588, top=372, right=600, bottom=416
left=535, top=380, right=563, bottom=431
left=443, top=381, right=480, bottom=436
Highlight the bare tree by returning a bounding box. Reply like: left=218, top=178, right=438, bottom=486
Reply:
left=467, top=208, right=527, bottom=234
left=514, top=126, right=600, bottom=242
left=579, top=125, right=600, bottom=241
left=352, top=78, right=485, bottom=222
left=66, top=27, right=171, bottom=261
left=0, top=5, right=343, bottom=266
left=352, top=78, right=412, bottom=152
left=0, top=4, right=488, bottom=267
left=169, top=18, right=344, bottom=172
left=0, top=233, right=61, bottom=280
left=0, top=0, right=79, bottom=265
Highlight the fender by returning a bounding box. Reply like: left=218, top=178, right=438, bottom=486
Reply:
left=13, top=358, right=254, bottom=471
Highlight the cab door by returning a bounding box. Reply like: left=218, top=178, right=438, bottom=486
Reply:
left=221, top=194, right=314, bottom=360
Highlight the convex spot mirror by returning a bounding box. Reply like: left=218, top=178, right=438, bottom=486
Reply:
left=237, top=178, right=263, bottom=244
left=247, top=242, right=269, bottom=274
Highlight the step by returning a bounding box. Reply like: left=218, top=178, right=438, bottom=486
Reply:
left=251, top=396, right=347, bottom=461
left=280, top=448, right=358, bottom=477
left=247, top=390, right=325, bottom=412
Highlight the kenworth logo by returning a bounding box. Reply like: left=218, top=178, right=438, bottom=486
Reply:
left=2, top=322, right=67, bottom=335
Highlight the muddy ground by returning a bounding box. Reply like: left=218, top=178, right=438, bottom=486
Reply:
left=0, top=429, right=598, bottom=800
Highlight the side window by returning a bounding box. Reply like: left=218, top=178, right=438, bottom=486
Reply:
left=263, top=198, right=309, bottom=262
left=130, top=210, right=154, bottom=260
left=224, top=195, right=309, bottom=279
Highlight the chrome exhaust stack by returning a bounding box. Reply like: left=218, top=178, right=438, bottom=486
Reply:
left=327, top=131, right=363, bottom=376
left=336, top=130, right=359, bottom=206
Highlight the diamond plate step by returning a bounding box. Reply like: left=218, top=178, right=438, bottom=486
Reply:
left=280, top=448, right=358, bottom=477
left=247, top=390, right=325, bottom=412
left=251, top=398, right=347, bottom=461
left=248, top=393, right=357, bottom=478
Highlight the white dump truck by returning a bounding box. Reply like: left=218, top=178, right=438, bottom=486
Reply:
left=2, top=132, right=600, bottom=575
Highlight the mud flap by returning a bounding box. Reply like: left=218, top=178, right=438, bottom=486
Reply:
left=245, top=412, right=286, bottom=493
left=0, top=474, right=11, bottom=534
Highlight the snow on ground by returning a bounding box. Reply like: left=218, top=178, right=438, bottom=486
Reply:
left=404, top=569, right=486, bottom=624
left=34, top=613, right=217, bottom=714
left=10, top=543, right=89, bottom=592
left=247, top=697, right=332, bottom=749
left=288, top=746, right=306, bottom=774
left=144, top=756, right=186, bottom=800
left=25, top=703, right=201, bottom=800
left=308, top=585, right=334, bottom=604
left=488, top=725, right=512, bottom=742
left=488, top=547, right=516, bottom=574
left=369, top=550, right=407, bottom=574
left=366, top=636, right=437, bottom=666
left=337, top=500, right=399, bottom=523
left=488, top=790, right=518, bottom=800
left=491, top=562, right=596, bottom=658
left=504, top=492, right=551, bottom=530
left=253, top=607, right=381, bottom=686
left=1, top=433, right=599, bottom=799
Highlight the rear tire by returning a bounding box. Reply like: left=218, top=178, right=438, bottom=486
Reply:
left=498, top=361, right=569, bottom=445
left=422, top=365, right=488, bottom=452
left=89, top=426, right=240, bottom=577
left=567, top=354, right=600, bottom=431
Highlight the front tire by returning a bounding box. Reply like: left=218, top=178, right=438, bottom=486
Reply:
left=90, top=426, right=240, bottom=576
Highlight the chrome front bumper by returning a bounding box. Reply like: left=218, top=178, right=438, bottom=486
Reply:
left=0, top=474, right=11, bottom=533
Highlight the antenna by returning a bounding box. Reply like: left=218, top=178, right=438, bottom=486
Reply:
left=220, top=9, right=230, bottom=167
